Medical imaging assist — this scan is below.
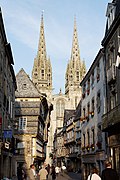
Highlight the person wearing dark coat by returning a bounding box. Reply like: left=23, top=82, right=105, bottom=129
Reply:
left=17, top=164, right=23, bottom=180
left=51, top=165, right=56, bottom=180
left=101, top=161, right=119, bottom=180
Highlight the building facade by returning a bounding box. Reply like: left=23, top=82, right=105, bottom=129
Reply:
left=14, top=68, right=52, bottom=176
left=80, top=49, right=106, bottom=179
left=102, top=0, right=120, bottom=178
left=0, top=8, right=17, bottom=179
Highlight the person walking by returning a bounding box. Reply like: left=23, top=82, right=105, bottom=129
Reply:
left=17, top=164, right=23, bottom=180
left=55, top=166, right=60, bottom=177
left=87, top=167, right=101, bottom=180
left=101, top=161, right=119, bottom=180
left=38, top=164, right=48, bottom=180
left=28, top=164, right=36, bottom=180
left=51, top=164, right=56, bottom=180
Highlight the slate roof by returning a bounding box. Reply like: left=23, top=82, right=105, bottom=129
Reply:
left=15, top=68, right=41, bottom=98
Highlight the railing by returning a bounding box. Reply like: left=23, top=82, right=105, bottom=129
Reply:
left=102, top=104, right=120, bottom=130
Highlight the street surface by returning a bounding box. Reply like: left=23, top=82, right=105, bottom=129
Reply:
left=12, top=172, right=82, bottom=180
left=48, top=172, right=82, bottom=180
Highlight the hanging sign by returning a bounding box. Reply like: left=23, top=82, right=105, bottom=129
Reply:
left=3, top=130, right=12, bottom=138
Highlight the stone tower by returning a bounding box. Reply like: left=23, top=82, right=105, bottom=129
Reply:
left=65, top=17, right=86, bottom=108
left=32, top=13, right=52, bottom=97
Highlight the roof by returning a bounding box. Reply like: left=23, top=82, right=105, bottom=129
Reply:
left=15, top=68, right=42, bottom=98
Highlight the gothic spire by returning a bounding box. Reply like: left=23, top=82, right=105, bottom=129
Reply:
left=65, top=17, right=86, bottom=96
left=32, top=13, right=52, bottom=96
left=71, top=16, right=80, bottom=63
left=37, top=12, right=47, bottom=61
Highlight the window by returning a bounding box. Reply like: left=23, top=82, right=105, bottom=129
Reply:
left=97, top=91, right=101, bottom=113
left=110, top=94, right=116, bottom=110
left=83, top=107, right=85, bottom=118
left=87, top=131, right=90, bottom=145
left=92, top=129, right=95, bottom=144
left=106, top=3, right=115, bottom=29
left=22, top=83, right=27, bottom=90
left=82, top=83, right=86, bottom=98
left=97, top=63, right=100, bottom=82
left=87, top=79, right=90, bottom=95
left=56, top=99, right=65, bottom=117
left=91, top=72, right=94, bottom=89
left=19, top=117, right=27, bottom=130
left=92, top=98, right=95, bottom=113
left=83, top=134, right=85, bottom=147
left=87, top=102, right=90, bottom=116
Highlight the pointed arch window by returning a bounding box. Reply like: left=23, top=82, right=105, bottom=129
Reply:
left=56, top=99, right=65, bottom=117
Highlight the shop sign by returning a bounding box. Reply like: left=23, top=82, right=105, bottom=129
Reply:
left=3, top=130, right=12, bottom=138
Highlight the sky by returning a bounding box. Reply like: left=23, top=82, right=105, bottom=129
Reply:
left=0, top=0, right=110, bottom=94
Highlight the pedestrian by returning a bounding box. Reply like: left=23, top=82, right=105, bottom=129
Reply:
left=87, top=167, right=101, bottom=180
left=55, top=166, right=60, bottom=177
left=46, top=164, right=50, bottom=175
left=51, top=164, right=56, bottom=180
left=101, top=161, right=119, bottom=180
left=22, top=163, right=28, bottom=180
left=38, top=164, right=48, bottom=180
left=28, top=164, right=37, bottom=180
left=17, top=164, right=23, bottom=180
left=61, top=164, right=66, bottom=174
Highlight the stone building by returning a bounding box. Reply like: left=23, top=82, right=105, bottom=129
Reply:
left=101, top=0, right=120, bottom=178
left=14, top=68, right=52, bottom=175
left=73, top=101, right=82, bottom=171
left=80, top=49, right=106, bottom=179
left=0, top=8, right=17, bottom=179
left=32, top=15, right=86, bottom=165
left=53, top=128, right=66, bottom=167
left=63, top=109, right=76, bottom=171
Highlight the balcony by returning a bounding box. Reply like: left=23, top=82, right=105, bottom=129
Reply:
left=107, top=64, right=116, bottom=84
left=102, top=104, right=120, bottom=131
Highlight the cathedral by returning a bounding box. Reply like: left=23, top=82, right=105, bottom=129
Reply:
left=32, top=13, right=86, bottom=164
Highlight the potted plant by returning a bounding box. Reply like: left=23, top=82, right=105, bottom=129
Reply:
left=82, top=146, right=85, bottom=152
left=86, top=145, right=90, bottom=151
left=89, top=111, right=94, bottom=117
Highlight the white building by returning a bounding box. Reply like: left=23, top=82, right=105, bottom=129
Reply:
left=80, top=49, right=107, bottom=179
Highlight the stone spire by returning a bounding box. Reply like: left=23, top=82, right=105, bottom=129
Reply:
left=65, top=17, right=86, bottom=97
left=32, top=13, right=52, bottom=97
left=71, top=16, right=80, bottom=64
left=37, top=12, right=47, bottom=62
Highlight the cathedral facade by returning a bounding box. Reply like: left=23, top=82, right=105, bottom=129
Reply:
left=32, top=14, right=86, bottom=165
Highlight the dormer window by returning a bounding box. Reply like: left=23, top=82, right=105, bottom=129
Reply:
left=106, top=3, right=116, bottom=29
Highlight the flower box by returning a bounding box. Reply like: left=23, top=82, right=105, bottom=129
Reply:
left=86, top=145, right=90, bottom=151
left=82, top=146, right=85, bottom=151
left=91, top=144, right=95, bottom=150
